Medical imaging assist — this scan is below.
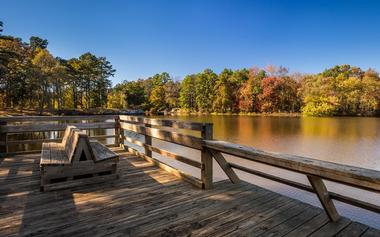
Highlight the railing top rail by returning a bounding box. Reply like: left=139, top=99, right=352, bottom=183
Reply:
left=0, top=115, right=119, bottom=122
left=204, top=140, right=380, bottom=192
left=0, top=115, right=212, bottom=129
left=119, top=115, right=212, bottom=131
left=0, top=122, right=116, bottom=133
left=120, top=122, right=203, bottom=149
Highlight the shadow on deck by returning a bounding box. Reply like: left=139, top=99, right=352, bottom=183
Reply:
left=0, top=147, right=379, bottom=237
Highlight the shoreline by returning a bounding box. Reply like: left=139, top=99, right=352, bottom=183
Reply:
left=0, top=108, right=144, bottom=117
left=166, top=111, right=301, bottom=117
left=1, top=108, right=379, bottom=118
left=165, top=111, right=380, bottom=118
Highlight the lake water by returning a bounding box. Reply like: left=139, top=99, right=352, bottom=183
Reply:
left=130, top=115, right=380, bottom=228
left=162, top=115, right=380, bottom=170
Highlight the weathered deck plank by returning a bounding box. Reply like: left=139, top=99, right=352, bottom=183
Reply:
left=0, top=148, right=378, bottom=237
left=335, top=222, right=369, bottom=237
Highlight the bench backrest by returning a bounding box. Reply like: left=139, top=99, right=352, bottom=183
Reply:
left=65, top=128, right=81, bottom=163
left=61, top=125, right=78, bottom=147
left=65, top=129, right=95, bottom=163
left=62, top=125, right=114, bottom=163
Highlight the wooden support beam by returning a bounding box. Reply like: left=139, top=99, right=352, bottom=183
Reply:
left=123, top=136, right=202, bottom=168
left=229, top=162, right=380, bottom=214
left=119, top=124, right=126, bottom=150
left=208, top=149, right=240, bottom=184
left=0, top=121, right=8, bottom=156
left=204, top=140, right=380, bottom=192
left=119, top=115, right=210, bottom=131
left=0, top=122, right=116, bottom=133
left=144, top=124, right=152, bottom=158
left=120, top=122, right=203, bottom=150
left=7, top=135, right=116, bottom=145
left=307, top=175, right=340, bottom=222
left=0, top=115, right=118, bottom=122
left=201, top=124, right=213, bottom=189
left=114, top=117, right=120, bottom=147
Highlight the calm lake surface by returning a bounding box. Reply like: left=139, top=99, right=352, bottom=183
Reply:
left=140, top=115, right=380, bottom=228
left=161, top=115, right=380, bottom=170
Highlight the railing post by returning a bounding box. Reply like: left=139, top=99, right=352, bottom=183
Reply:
left=201, top=123, right=213, bottom=189
left=114, top=116, right=120, bottom=147
left=144, top=123, right=152, bottom=158
left=0, top=121, right=8, bottom=156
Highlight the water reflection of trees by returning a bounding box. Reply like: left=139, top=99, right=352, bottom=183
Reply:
left=169, top=115, right=380, bottom=169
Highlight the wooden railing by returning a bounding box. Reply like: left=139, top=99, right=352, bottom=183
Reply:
left=203, top=140, right=380, bottom=222
left=0, top=115, right=379, bottom=223
left=119, top=115, right=213, bottom=189
left=0, top=115, right=119, bottom=155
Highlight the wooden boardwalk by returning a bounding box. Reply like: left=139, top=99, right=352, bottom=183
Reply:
left=0, top=147, right=379, bottom=237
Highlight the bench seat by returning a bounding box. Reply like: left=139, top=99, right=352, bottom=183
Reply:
left=41, top=142, right=119, bottom=165
left=40, top=143, right=71, bottom=165
left=40, top=126, right=119, bottom=191
left=90, top=141, right=119, bottom=162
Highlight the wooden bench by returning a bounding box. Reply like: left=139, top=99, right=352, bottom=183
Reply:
left=40, top=126, right=119, bottom=191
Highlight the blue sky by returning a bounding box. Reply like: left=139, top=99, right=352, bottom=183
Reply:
left=2, top=0, right=380, bottom=85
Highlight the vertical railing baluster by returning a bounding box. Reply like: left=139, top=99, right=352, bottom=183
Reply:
left=0, top=121, right=7, bottom=157
left=114, top=116, right=120, bottom=147
left=144, top=123, right=152, bottom=158
left=201, top=123, right=213, bottom=189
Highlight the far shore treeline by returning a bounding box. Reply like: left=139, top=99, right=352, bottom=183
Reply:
left=1, top=22, right=380, bottom=116
left=109, top=65, right=380, bottom=116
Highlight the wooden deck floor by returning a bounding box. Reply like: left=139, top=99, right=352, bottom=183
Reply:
left=0, top=147, right=379, bottom=237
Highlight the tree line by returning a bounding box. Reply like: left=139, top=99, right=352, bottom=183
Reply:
left=0, top=21, right=115, bottom=113
left=109, top=65, right=380, bottom=116
left=2, top=21, right=380, bottom=116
